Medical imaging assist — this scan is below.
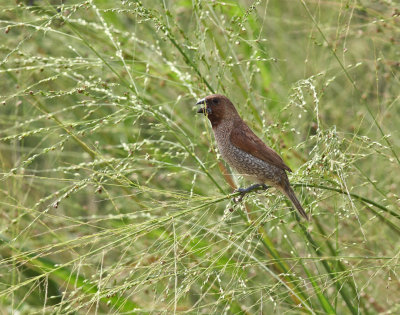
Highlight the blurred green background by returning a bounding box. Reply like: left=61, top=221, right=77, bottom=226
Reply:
left=0, top=0, right=399, bottom=314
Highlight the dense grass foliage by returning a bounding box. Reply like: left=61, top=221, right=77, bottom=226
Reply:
left=1, top=0, right=399, bottom=313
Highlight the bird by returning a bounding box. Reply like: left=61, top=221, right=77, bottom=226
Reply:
left=196, top=94, right=309, bottom=220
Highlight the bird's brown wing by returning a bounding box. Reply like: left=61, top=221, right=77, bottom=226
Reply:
left=230, top=119, right=292, bottom=172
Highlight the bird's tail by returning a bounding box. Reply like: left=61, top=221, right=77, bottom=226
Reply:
left=282, top=185, right=310, bottom=221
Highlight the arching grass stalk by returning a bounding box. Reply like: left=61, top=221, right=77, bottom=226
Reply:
left=292, top=183, right=400, bottom=223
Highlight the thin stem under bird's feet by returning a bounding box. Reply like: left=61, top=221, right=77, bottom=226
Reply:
left=233, top=184, right=269, bottom=203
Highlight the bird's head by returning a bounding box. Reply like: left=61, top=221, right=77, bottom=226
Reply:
left=196, top=94, right=238, bottom=127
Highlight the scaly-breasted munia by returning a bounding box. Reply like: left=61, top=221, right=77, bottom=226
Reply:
left=196, top=94, right=309, bottom=220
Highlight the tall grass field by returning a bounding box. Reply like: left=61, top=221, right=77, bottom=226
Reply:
left=0, top=0, right=399, bottom=313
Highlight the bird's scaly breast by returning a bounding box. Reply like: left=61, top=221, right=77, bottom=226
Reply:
left=213, top=123, right=285, bottom=185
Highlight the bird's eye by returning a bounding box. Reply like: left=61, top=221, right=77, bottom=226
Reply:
left=212, top=99, right=218, bottom=105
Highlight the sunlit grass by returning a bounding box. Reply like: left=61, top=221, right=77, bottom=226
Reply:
left=0, top=0, right=399, bottom=313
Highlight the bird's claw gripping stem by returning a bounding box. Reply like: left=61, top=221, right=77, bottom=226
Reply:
left=233, top=184, right=269, bottom=203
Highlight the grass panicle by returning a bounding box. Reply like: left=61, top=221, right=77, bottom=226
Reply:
left=0, top=1, right=399, bottom=314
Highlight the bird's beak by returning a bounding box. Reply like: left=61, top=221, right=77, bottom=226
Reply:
left=196, top=98, right=211, bottom=115
left=196, top=98, right=205, bottom=106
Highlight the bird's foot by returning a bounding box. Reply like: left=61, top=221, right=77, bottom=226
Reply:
left=233, top=184, right=269, bottom=203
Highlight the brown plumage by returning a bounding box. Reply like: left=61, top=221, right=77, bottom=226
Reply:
left=196, top=94, right=309, bottom=220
